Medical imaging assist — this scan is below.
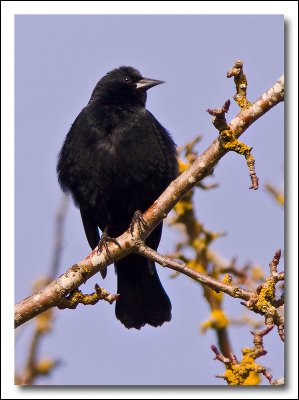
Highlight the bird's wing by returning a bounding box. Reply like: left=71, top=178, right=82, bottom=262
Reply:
left=144, top=110, right=178, bottom=182
left=79, top=207, right=107, bottom=279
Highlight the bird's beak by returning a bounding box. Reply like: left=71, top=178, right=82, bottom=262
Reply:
left=136, top=78, right=165, bottom=91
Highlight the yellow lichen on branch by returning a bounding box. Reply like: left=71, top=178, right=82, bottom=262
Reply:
left=212, top=326, right=274, bottom=385
left=223, top=351, right=264, bottom=386
left=227, top=60, right=252, bottom=110
left=58, top=284, right=119, bottom=309
left=241, top=250, right=284, bottom=341
left=219, top=129, right=259, bottom=190
left=201, top=309, right=229, bottom=333
left=220, top=129, right=251, bottom=155
left=35, top=358, right=58, bottom=376
left=265, top=182, right=284, bottom=206
left=207, top=99, right=259, bottom=190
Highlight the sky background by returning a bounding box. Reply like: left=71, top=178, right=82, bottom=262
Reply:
left=14, top=14, right=284, bottom=386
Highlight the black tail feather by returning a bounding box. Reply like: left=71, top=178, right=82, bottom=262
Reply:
left=115, top=254, right=171, bottom=329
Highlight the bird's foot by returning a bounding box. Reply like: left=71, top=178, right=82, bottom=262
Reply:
left=97, top=229, right=121, bottom=260
left=130, top=210, right=147, bottom=239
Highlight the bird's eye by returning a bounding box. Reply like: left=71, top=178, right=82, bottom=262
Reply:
left=124, top=76, right=131, bottom=83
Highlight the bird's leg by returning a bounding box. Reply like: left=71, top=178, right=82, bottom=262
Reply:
left=97, top=228, right=122, bottom=260
left=130, top=210, right=147, bottom=239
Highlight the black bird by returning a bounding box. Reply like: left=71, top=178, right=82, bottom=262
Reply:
left=57, top=66, right=178, bottom=329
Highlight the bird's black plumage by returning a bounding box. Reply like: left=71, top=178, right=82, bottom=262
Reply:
left=57, top=66, right=178, bottom=329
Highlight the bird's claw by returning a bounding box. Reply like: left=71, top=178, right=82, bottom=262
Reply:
left=97, top=230, right=121, bottom=260
left=130, top=210, right=147, bottom=238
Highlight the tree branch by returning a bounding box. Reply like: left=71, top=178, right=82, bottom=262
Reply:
left=211, top=325, right=275, bottom=385
left=15, top=195, right=68, bottom=384
left=15, top=73, right=284, bottom=328
left=136, top=244, right=252, bottom=301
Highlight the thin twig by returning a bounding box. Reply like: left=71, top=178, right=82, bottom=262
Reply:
left=136, top=244, right=253, bottom=301
left=49, top=195, right=69, bottom=280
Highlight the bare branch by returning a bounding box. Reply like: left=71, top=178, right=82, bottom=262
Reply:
left=136, top=243, right=253, bottom=301
left=271, top=377, right=284, bottom=385
left=207, top=99, right=231, bottom=131
left=211, top=345, right=231, bottom=364
left=49, top=195, right=69, bottom=280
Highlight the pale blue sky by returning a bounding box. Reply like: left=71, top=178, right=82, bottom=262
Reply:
left=14, top=14, right=284, bottom=385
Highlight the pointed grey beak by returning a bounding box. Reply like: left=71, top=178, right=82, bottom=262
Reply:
left=136, top=78, right=165, bottom=91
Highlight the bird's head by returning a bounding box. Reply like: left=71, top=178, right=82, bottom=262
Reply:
left=90, top=66, right=164, bottom=106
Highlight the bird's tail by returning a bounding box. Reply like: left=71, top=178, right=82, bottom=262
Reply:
left=115, top=254, right=172, bottom=329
